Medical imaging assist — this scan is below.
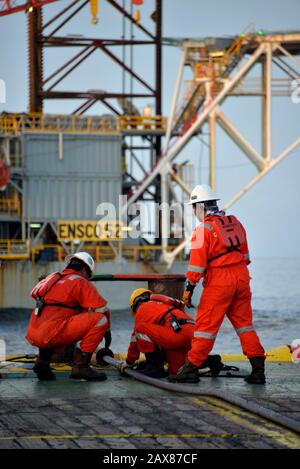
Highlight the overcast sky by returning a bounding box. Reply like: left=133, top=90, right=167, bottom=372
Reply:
left=0, top=0, right=300, bottom=257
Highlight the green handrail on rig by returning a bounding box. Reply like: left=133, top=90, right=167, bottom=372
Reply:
left=92, top=274, right=186, bottom=282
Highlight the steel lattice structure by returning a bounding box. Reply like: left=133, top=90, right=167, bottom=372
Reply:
left=0, top=0, right=59, bottom=16
left=0, top=0, right=164, bottom=250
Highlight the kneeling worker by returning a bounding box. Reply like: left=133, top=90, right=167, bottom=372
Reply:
left=125, top=289, right=196, bottom=378
left=169, top=185, right=266, bottom=384
left=26, top=252, right=112, bottom=381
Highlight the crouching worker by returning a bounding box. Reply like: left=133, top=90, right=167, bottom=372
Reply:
left=123, top=288, right=196, bottom=379
left=26, top=252, right=112, bottom=382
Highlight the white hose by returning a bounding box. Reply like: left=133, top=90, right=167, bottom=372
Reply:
left=103, top=355, right=300, bottom=435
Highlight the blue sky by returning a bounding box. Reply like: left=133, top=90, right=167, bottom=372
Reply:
left=0, top=0, right=300, bottom=256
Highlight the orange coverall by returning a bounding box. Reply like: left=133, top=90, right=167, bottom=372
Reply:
left=26, top=269, right=110, bottom=353
left=126, top=300, right=195, bottom=374
left=186, top=214, right=265, bottom=367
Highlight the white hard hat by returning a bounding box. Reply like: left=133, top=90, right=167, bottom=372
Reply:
left=65, top=251, right=95, bottom=278
left=188, top=184, right=220, bottom=205
left=291, top=339, right=300, bottom=351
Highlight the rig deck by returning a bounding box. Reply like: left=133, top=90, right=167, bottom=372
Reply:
left=0, top=358, right=299, bottom=449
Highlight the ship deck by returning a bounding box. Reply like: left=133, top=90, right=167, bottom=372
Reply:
left=0, top=359, right=299, bottom=449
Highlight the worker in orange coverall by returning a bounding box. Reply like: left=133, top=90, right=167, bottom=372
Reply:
left=123, top=289, right=225, bottom=379
left=169, top=185, right=266, bottom=385
left=26, top=252, right=112, bottom=381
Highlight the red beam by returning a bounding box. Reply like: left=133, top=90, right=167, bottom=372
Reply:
left=0, top=0, right=59, bottom=17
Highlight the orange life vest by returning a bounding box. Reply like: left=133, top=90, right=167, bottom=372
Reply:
left=150, top=293, right=185, bottom=311
left=31, top=272, right=64, bottom=300
left=207, top=215, right=246, bottom=264
left=31, top=271, right=79, bottom=316
left=211, top=215, right=246, bottom=249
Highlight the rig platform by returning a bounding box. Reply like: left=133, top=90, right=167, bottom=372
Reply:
left=0, top=350, right=299, bottom=450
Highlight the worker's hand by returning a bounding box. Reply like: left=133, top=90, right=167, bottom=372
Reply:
left=104, top=330, right=112, bottom=349
left=120, top=360, right=134, bottom=375
left=182, top=280, right=196, bottom=308
left=182, top=289, right=194, bottom=308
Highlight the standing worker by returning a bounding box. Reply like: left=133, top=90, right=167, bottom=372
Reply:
left=26, top=252, right=112, bottom=381
left=124, top=289, right=225, bottom=380
left=169, top=185, right=266, bottom=384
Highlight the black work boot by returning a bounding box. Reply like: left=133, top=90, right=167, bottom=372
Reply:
left=139, top=349, right=168, bottom=379
left=168, top=359, right=200, bottom=384
left=33, top=348, right=56, bottom=381
left=70, top=348, right=107, bottom=381
left=244, top=356, right=266, bottom=384
left=200, top=354, right=224, bottom=377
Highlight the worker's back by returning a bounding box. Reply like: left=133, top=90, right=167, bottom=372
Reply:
left=26, top=268, right=107, bottom=346
left=135, top=300, right=194, bottom=329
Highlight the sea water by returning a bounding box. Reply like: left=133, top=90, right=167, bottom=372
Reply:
left=213, top=257, right=300, bottom=353
left=0, top=257, right=299, bottom=355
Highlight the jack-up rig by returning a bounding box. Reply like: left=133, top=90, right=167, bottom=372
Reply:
left=0, top=1, right=299, bottom=270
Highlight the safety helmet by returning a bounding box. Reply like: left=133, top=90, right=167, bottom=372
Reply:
left=130, top=288, right=152, bottom=312
left=64, top=252, right=95, bottom=279
left=187, top=184, right=220, bottom=205
left=291, top=339, right=300, bottom=351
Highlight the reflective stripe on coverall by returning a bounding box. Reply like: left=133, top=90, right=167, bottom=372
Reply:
left=186, top=215, right=265, bottom=367
left=126, top=301, right=195, bottom=374
left=26, top=268, right=110, bottom=353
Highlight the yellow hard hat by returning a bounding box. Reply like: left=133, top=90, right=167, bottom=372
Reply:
left=130, top=288, right=152, bottom=312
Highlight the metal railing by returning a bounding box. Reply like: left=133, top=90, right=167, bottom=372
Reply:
left=220, top=35, right=249, bottom=70
left=176, top=34, right=253, bottom=133
left=0, top=242, right=184, bottom=262
left=0, top=240, right=30, bottom=259
left=31, top=244, right=184, bottom=263
left=0, top=113, right=118, bottom=134
left=31, top=244, right=66, bottom=263
left=118, top=115, right=167, bottom=132
left=0, top=113, right=167, bottom=135
left=9, top=153, right=23, bottom=168
left=0, top=197, right=21, bottom=216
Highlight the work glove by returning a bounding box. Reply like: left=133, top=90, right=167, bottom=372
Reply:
left=182, top=290, right=193, bottom=308
left=120, top=360, right=135, bottom=375
left=104, top=330, right=112, bottom=349
left=182, top=281, right=196, bottom=308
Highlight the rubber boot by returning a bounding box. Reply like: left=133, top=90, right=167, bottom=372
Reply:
left=168, top=359, right=200, bottom=384
left=33, top=349, right=56, bottom=381
left=70, top=348, right=107, bottom=381
left=135, top=361, right=148, bottom=371
left=244, top=356, right=266, bottom=384
left=139, top=349, right=168, bottom=379
left=200, top=354, right=224, bottom=377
